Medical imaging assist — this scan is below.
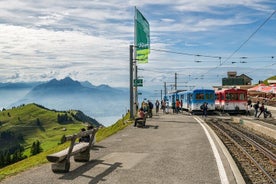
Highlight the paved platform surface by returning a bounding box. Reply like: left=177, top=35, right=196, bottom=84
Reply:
left=1, top=113, right=243, bottom=184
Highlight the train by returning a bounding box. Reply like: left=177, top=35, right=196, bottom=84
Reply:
left=166, top=89, right=216, bottom=114
left=215, top=88, right=247, bottom=114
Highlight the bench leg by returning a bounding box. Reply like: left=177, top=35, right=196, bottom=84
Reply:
left=74, top=149, right=90, bottom=162
left=51, top=160, right=70, bottom=173
left=136, top=121, right=145, bottom=127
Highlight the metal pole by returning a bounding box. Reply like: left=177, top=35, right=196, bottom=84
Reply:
left=129, top=45, right=134, bottom=119
left=175, top=72, right=177, bottom=90
left=134, top=64, right=138, bottom=114
left=164, top=82, right=167, bottom=100
left=161, top=89, right=163, bottom=101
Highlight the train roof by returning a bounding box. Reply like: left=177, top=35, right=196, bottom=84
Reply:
left=177, top=88, right=215, bottom=94
left=215, top=88, right=247, bottom=92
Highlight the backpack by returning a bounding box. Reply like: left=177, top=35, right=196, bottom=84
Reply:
left=200, top=104, right=204, bottom=110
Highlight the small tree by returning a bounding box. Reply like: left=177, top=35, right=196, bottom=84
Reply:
left=36, top=118, right=41, bottom=126
left=30, top=140, right=43, bottom=156
left=59, top=135, right=66, bottom=144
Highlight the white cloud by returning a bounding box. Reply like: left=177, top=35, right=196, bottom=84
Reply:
left=0, top=0, right=275, bottom=90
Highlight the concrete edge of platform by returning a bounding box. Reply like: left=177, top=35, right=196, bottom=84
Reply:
left=243, top=120, right=276, bottom=139
left=232, top=117, right=276, bottom=140
left=205, top=122, right=246, bottom=184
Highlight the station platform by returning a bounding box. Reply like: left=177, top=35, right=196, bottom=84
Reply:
left=1, top=112, right=247, bottom=184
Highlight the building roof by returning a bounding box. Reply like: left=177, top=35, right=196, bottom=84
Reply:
left=239, top=74, right=252, bottom=80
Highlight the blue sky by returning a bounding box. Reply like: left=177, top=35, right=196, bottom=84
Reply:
left=0, top=1, right=275, bottom=92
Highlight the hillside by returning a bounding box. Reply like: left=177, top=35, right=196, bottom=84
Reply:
left=264, top=75, right=276, bottom=85
left=0, top=103, right=101, bottom=156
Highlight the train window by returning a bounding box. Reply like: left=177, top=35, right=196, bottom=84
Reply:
left=206, top=93, right=214, bottom=100
left=195, top=93, right=204, bottom=100
left=220, top=93, right=224, bottom=100
left=239, top=94, right=245, bottom=100
left=226, top=93, right=230, bottom=100
left=231, top=94, right=237, bottom=100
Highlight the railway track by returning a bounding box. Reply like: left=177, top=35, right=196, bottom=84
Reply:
left=205, top=117, right=276, bottom=184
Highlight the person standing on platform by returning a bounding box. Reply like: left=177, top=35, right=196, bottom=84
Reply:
left=155, top=100, right=160, bottom=114
left=175, top=99, right=180, bottom=114
left=148, top=100, right=153, bottom=118
left=246, top=99, right=252, bottom=116
left=161, top=100, right=166, bottom=113
left=172, top=100, right=176, bottom=113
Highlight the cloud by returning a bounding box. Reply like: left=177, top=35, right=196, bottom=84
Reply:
left=0, top=0, right=275, bottom=90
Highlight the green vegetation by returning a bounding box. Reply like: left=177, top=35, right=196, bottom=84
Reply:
left=263, top=75, right=276, bottom=85
left=0, top=103, right=94, bottom=157
left=0, top=103, right=132, bottom=181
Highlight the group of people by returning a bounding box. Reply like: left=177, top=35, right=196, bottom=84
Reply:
left=134, top=100, right=156, bottom=127
left=250, top=100, right=272, bottom=118
left=134, top=97, right=272, bottom=127
left=141, top=100, right=154, bottom=118
left=171, top=99, right=182, bottom=114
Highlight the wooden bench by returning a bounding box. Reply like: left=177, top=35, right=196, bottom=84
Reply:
left=135, top=116, right=147, bottom=127
left=46, top=128, right=98, bottom=173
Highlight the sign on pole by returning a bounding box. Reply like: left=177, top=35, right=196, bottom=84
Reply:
left=134, top=79, right=143, bottom=87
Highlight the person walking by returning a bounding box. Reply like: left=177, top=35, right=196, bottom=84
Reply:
left=257, top=103, right=266, bottom=118
left=253, top=101, right=260, bottom=118
left=201, top=102, right=208, bottom=118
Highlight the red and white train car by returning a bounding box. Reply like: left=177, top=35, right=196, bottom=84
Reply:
left=215, top=88, right=247, bottom=114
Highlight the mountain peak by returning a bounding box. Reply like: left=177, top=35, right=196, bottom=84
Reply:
left=33, top=77, right=82, bottom=92
left=49, top=77, right=80, bottom=86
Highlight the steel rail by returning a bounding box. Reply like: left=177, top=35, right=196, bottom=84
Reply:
left=211, top=122, right=276, bottom=184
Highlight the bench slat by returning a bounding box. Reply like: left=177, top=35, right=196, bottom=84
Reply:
left=47, top=142, right=89, bottom=163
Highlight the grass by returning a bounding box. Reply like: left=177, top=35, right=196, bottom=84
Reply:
left=0, top=112, right=132, bottom=181
left=0, top=104, right=92, bottom=156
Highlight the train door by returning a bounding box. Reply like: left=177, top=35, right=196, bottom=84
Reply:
left=187, top=93, right=192, bottom=111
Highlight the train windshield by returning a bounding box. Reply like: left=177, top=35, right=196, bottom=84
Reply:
left=195, top=92, right=214, bottom=100
left=205, top=93, right=214, bottom=100
left=195, top=93, right=204, bottom=100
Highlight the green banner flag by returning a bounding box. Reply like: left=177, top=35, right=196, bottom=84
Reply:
left=135, top=8, right=150, bottom=64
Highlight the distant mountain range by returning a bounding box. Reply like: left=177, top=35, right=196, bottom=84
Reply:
left=0, top=77, right=130, bottom=126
